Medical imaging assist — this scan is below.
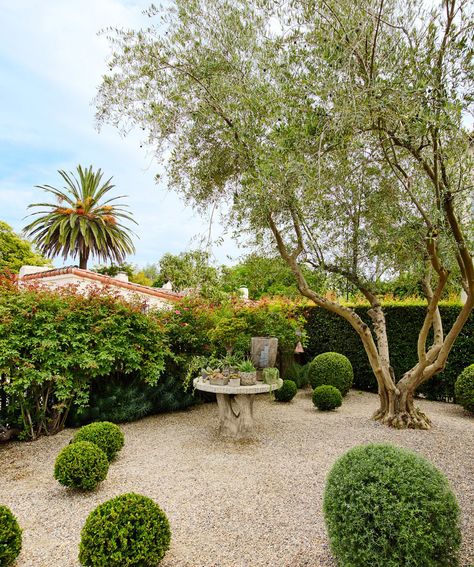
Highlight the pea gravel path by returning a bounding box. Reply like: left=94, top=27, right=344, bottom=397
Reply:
left=1, top=390, right=473, bottom=567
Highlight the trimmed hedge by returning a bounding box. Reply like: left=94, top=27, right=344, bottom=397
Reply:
left=305, top=304, right=474, bottom=401
left=274, top=380, right=297, bottom=402
left=308, top=352, right=353, bottom=395
left=312, top=385, right=343, bottom=411
left=54, top=441, right=109, bottom=490
left=72, top=422, right=124, bottom=462
left=79, top=493, right=171, bottom=566
left=455, top=364, right=474, bottom=413
left=0, top=505, right=22, bottom=566
left=324, top=444, right=461, bottom=566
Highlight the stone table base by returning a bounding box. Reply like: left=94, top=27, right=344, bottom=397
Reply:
left=193, top=378, right=283, bottom=439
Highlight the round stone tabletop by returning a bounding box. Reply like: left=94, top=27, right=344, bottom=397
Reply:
left=193, top=377, right=283, bottom=395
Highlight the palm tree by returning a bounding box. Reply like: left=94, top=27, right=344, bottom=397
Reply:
left=24, top=165, right=136, bottom=269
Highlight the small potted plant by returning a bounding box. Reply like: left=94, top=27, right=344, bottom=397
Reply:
left=228, top=372, right=241, bottom=387
left=221, top=353, right=242, bottom=377
left=262, top=367, right=280, bottom=385
left=238, top=359, right=257, bottom=385
left=209, top=369, right=229, bottom=386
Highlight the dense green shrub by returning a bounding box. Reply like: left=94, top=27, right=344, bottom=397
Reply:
left=304, top=304, right=473, bottom=401
left=324, top=444, right=461, bottom=567
left=0, top=282, right=169, bottom=440
left=68, top=373, right=196, bottom=427
left=312, top=385, right=343, bottom=410
left=72, top=422, right=124, bottom=462
left=54, top=441, right=109, bottom=490
left=274, top=380, right=297, bottom=402
left=455, top=364, right=474, bottom=413
left=79, top=493, right=171, bottom=566
left=284, top=363, right=309, bottom=388
left=0, top=505, right=22, bottom=566
left=308, top=352, right=353, bottom=395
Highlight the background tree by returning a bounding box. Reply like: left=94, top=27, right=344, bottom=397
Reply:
left=0, top=221, right=50, bottom=274
left=221, top=254, right=327, bottom=299
left=97, top=0, right=474, bottom=428
left=152, top=250, right=221, bottom=293
left=24, top=165, right=136, bottom=269
left=93, top=262, right=153, bottom=286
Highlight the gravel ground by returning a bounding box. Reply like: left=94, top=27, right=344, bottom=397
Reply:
left=1, top=389, right=473, bottom=567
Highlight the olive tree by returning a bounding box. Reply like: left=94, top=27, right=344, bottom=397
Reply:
left=97, top=0, right=474, bottom=428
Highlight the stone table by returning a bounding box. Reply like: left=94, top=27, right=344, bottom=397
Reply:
left=193, top=377, right=283, bottom=439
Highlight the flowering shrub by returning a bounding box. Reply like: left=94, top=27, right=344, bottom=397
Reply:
left=0, top=281, right=169, bottom=439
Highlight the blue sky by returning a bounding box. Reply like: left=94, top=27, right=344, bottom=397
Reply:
left=0, top=0, right=242, bottom=268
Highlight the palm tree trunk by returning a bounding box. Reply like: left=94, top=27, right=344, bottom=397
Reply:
left=79, top=249, right=89, bottom=270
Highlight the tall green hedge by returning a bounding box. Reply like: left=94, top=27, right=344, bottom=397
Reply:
left=304, top=304, right=473, bottom=401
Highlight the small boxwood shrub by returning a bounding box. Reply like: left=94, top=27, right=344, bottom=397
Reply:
left=79, top=493, right=171, bottom=566
left=274, top=380, right=298, bottom=402
left=308, top=352, right=353, bottom=395
left=72, top=422, right=124, bottom=462
left=324, top=444, right=461, bottom=567
left=455, top=364, right=474, bottom=413
left=312, top=385, right=343, bottom=411
left=0, top=505, right=22, bottom=566
left=54, top=441, right=109, bottom=490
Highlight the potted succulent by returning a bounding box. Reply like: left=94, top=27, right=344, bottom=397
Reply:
left=262, top=367, right=280, bottom=385
left=238, top=359, right=257, bottom=386
left=208, top=369, right=228, bottom=386
left=228, top=372, right=241, bottom=387
left=221, top=353, right=242, bottom=377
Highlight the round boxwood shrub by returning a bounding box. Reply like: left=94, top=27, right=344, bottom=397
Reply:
left=312, top=385, right=343, bottom=411
left=54, top=441, right=109, bottom=490
left=308, top=352, right=353, bottom=395
left=455, top=364, right=474, bottom=413
left=72, top=421, right=124, bottom=462
left=79, top=493, right=171, bottom=566
left=324, top=444, right=461, bottom=567
left=274, top=379, right=298, bottom=402
left=0, top=506, right=22, bottom=566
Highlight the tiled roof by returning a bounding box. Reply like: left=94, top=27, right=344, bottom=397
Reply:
left=21, top=266, right=183, bottom=302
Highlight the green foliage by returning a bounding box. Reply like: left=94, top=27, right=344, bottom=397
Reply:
left=23, top=165, right=136, bottom=269
left=0, top=505, right=22, bottom=566
left=72, top=422, right=124, bottom=462
left=262, top=367, right=280, bottom=385
left=67, top=373, right=196, bottom=427
left=284, top=363, right=309, bottom=388
left=455, top=364, right=474, bottom=413
left=54, top=441, right=109, bottom=490
left=324, top=444, right=461, bottom=566
left=152, top=250, right=221, bottom=297
left=79, top=493, right=171, bottom=566
left=274, top=379, right=297, bottom=402
left=0, top=283, right=168, bottom=439
left=308, top=352, right=353, bottom=396
left=0, top=220, right=50, bottom=274
left=305, top=304, right=473, bottom=401
left=312, top=385, right=342, bottom=411
left=221, top=254, right=326, bottom=299
left=237, top=359, right=256, bottom=372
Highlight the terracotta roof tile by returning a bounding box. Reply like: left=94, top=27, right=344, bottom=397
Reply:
left=21, top=266, right=183, bottom=302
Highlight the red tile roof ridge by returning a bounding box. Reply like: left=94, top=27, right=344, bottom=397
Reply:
left=21, top=266, right=183, bottom=302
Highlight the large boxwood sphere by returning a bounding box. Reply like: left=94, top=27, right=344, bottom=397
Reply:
left=324, top=444, right=461, bottom=567
left=54, top=441, right=109, bottom=490
left=312, top=385, right=342, bottom=411
left=72, top=421, right=124, bottom=462
left=455, top=363, right=474, bottom=413
left=79, top=493, right=171, bottom=566
left=0, top=505, right=22, bottom=566
left=308, top=352, right=353, bottom=395
left=274, top=379, right=297, bottom=402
